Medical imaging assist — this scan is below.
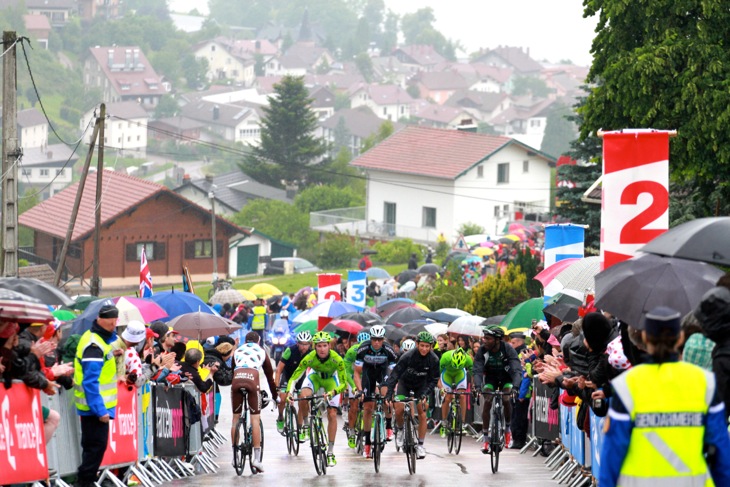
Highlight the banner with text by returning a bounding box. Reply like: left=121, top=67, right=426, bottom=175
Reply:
left=318, top=274, right=342, bottom=302
left=201, top=389, right=215, bottom=436
left=346, top=270, right=367, bottom=310
left=0, top=383, right=48, bottom=484
left=544, top=224, right=585, bottom=269
left=590, top=408, right=607, bottom=479
left=532, top=379, right=560, bottom=440
left=152, top=385, right=186, bottom=457
left=101, top=382, right=138, bottom=467
left=601, top=130, right=670, bottom=269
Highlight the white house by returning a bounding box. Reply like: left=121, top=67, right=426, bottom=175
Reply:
left=19, top=144, right=79, bottom=199
left=180, top=99, right=263, bottom=145
left=80, top=101, right=149, bottom=158
left=349, top=83, right=413, bottom=122
left=349, top=126, right=555, bottom=242
left=193, top=38, right=257, bottom=87
left=17, top=108, right=48, bottom=149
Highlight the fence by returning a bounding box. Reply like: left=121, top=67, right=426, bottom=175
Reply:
left=2, top=380, right=226, bottom=486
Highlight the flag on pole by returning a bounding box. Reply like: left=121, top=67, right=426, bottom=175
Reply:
left=544, top=224, right=585, bottom=268
left=182, top=265, right=195, bottom=294
left=140, top=246, right=153, bottom=298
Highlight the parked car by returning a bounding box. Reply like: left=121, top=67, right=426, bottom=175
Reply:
left=263, top=257, right=321, bottom=275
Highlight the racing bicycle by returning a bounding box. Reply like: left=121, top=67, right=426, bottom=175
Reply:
left=232, top=389, right=264, bottom=476
left=292, top=394, right=329, bottom=475
left=481, top=389, right=514, bottom=473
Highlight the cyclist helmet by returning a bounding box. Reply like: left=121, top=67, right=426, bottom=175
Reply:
left=451, top=349, right=468, bottom=369
left=483, top=325, right=505, bottom=340
left=357, top=331, right=371, bottom=343
left=415, top=331, right=435, bottom=344
left=401, top=339, right=416, bottom=352
left=312, top=331, right=332, bottom=344
left=280, top=309, right=289, bottom=318
left=369, top=325, right=386, bottom=339
left=296, top=331, right=312, bottom=343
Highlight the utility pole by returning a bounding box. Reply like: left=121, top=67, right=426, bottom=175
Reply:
left=90, top=103, right=105, bottom=296
left=54, top=113, right=101, bottom=286
left=209, top=186, right=218, bottom=280
left=1, top=31, right=19, bottom=277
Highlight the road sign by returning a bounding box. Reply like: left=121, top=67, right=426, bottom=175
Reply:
left=452, top=234, right=470, bottom=253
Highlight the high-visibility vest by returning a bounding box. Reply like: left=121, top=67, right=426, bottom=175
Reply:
left=251, top=306, right=266, bottom=330
left=612, top=361, right=715, bottom=487
left=73, top=330, right=118, bottom=412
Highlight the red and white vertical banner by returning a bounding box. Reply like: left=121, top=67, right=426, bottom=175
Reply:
left=601, top=129, right=671, bottom=269
left=0, top=384, right=47, bottom=483
left=317, top=273, right=342, bottom=302
left=101, top=382, right=138, bottom=467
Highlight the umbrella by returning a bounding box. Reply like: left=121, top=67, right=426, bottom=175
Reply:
left=417, top=263, right=440, bottom=275
left=385, top=306, right=426, bottom=325
left=0, top=277, right=74, bottom=306
left=149, top=290, right=215, bottom=320
left=499, top=298, right=546, bottom=331
left=479, top=241, right=496, bottom=248
left=534, top=258, right=582, bottom=287
left=52, top=309, right=76, bottom=322
left=498, top=234, right=521, bottom=244
left=594, top=253, right=723, bottom=328
left=383, top=324, right=407, bottom=342
left=399, top=281, right=416, bottom=293
left=472, top=247, right=495, bottom=257
left=249, top=283, right=282, bottom=299
left=323, top=319, right=363, bottom=336
left=425, top=322, right=449, bottom=337
left=366, top=267, right=390, bottom=280
left=551, top=256, right=601, bottom=300
left=482, top=314, right=506, bottom=326
left=293, top=319, right=319, bottom=335
left=375, top=298, right=415, bottom=317
left=338, top=311, right=383, bottom=327
left=397, top=269, right=418, bottom=285
left=448, top=315, right=487, bottom=337
left=422, top=310, right=462, bottom=323
left=168, top=311, right=241, bottom=340
left=235, top=289, right=258, bottom=301
left=543, top=293, right=582, bottom=323
left=209, top=289, right=249, bottom=305
left=361, top=249, right=378, bottom=255
left=464, top=234, right=493, bottom=246
left=0, top=288, right=54, bottom=323
left=68, top=295, right=100, bottom=311
left=436, top=308, right=471, bottom=317
left=70, top=296, right=169, bottom=335
left=292, top=300, right=360, bottom=324
left=639, top=217, right=730, bottom=267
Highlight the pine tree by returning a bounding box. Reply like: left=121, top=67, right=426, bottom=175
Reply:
left=239, top=75, right=328, bottom=188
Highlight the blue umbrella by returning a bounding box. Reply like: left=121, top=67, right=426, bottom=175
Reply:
left=292, top=300, right=360, bottom=324
left=366, top=267, right=390, bottom=279
left=149, top=290, right=215, bottom=321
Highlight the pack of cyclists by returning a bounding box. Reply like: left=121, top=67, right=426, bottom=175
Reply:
left=229, top=320, right=522, bottom=473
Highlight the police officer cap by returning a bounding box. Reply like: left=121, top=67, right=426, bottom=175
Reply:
left=642, top=306, right=681, bottom=336
left=509, top=332, right=526, bottom=339
left=98, top=303, right=119, bottom=318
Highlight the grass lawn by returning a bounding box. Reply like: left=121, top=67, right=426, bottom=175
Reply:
left=194, top=263, right=409, bottom=301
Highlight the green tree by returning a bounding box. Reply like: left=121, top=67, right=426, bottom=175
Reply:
left=317, top=232, right=359, bottom=268
left=231, top=199, right=315, bottom=248
left=464, top=265, right=529, bottom=318
left=332, top=117, right=351, bottom=155
left=239, top=75, right=328, bottom=187
left=381, top=10, right=399, bottom=53
left=580, top=0, right=730, bottom=215
left=154, top=95, right=179, bottom=119
left=361, top=120, right=394, bottom=153
left=513, top=247, right=542, bottom=297
left=511, top=76, right=553, bottom=97
left=400, top=7, right=459, bottom=60
left=554, top=163, right=602, bottom=252
left=541, top=102, right=577, bottom=159
left=294, top=184, right=364, bottom=214
left=372, top=239, right=422, bottom=264
left=355, top=52, right=375, bottom=82
left=457, top=222, right=484, bottom=236
left=415, top=275, right=472, bottom=311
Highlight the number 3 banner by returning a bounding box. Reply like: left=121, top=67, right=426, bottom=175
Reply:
left=601, top=130, right=671, bottom=269
left=346, top=271, right=367, bottom=310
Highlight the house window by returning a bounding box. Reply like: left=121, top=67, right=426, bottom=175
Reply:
left=494, top=205, right=501, bottom=217
left=40, top=169, right=49, bottom=177
left=383, top=202, right=396, bottom=236
left=497, top=163, right=509, bottom=183
left=21, top=168, right=30, bottom=177
left=210, top=45, right=216, bottom=52
left=530, top=119, right=541, bottom=128
left=137, top=135, right=141, bottom=141
left=125, top=242, right=166, bottom=261
left=422, top=207, right=437, bottom=228
left=503, top=204, right=510, bottom=216
left=523, top=160, right=529, bottom=173
left=383, top=107, right=387, bottom=115
left=185, top=239, right=223, bottom=259
left=56, top=169, right=65, bottom=176
left=400, top=105, right=405, bottom=114
left=477, top=166, right=484, bottom=178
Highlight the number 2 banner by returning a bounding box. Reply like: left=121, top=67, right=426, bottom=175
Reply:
left=346, top=271, right=367, bottom=310
left=317, top=273, right=341, bottom=302
left=601, top=130, right=670, bottom=269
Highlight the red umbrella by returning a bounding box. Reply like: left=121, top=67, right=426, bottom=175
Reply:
left=534, top=258, right=582, bottom=287
left=0, top=288, right=54, bottom=323
left=323, top=319, right=363, bottom=336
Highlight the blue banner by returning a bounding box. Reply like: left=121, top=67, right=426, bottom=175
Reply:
left=544, top=224, right=585, bottom=268
left=590, top=408, right=607, bottom=478
left=346, top=271, right=367, bottom=310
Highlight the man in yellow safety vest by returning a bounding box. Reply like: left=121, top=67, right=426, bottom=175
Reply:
left=248, top=297, right=268, bottom=345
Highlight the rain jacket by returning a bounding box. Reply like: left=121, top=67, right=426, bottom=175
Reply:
left=695, top=286, right=730, bottom=419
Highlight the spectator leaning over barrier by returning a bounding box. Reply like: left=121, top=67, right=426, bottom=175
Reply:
left=599, top=306, right=730, bottom=487
left=180, top=348, right=216, bottom=393
left=74, top=303, right=120, bottom=487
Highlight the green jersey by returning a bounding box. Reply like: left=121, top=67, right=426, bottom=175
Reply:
left=439, top=350, right=474, bottom=373
left=287, top=349, right=352, bottom=394
left=344, top=343, right=359, bottom=376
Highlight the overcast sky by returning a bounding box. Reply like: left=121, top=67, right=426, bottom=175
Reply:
left=384, top=0, right=598, bottom=67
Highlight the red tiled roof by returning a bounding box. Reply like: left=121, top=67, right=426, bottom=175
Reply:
left=88, top=46, right=165, bottom=98
left=350, top=126, right=512, bottom=179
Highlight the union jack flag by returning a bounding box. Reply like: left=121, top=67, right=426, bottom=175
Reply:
left=140, top=246, right=153, bottom=298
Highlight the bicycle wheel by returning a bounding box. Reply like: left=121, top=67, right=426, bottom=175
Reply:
left=286, top=404, right=300, bottom=456
left=233, top=419, right=245, bottom=476
left=316, top=418, right=328, bottom=476
left=373, top=414, right=382, bottom=473
left=404, top=417, right=417, bottom=475
left=311, top=417, right=323, bottom=475
left=355, top=409, right=365, bottom=455
left=446, top=407, right=455, bottom=454
left=490, top=428, right=500, bottom=473
left=453, top=404, right=463, bottom=455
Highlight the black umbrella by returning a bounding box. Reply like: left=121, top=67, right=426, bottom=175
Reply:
left=639, top=217, right=730, bottom=266
left=338, top=311, right=383, bottom=327
left=400, top=320, right=435, bottom=335
left=422, top=310, right=461, bottom=323
left=386, top=306, right=426, bottom=325
left=417, top=263, right=440, bottom=275
left=383, top=324, right=407, bottom=342
left=397, top=269, right=418, bottom=286
left=543, top=293, right=581, bottom=323
left=361, top=249, right=378, bottom=255
left=0, top=277, right=73, bottom=306
left=594, top=253, right=723, bottom=328
left=481, top=314, right=506, bottom=326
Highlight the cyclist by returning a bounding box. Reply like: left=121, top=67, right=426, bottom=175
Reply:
left=353, top=325, right=398, bottom=458
left=473, top=325, right=522, bottom=453
left=400, top=339, right=416, bottom=355
left=439, top=348, right=473, bottom=435
left=274, top=331, right=313, bottom=433
left=231, top=332, right=277, bottom=473
left=285, top=331, right=350, bottom=467
left=344, top=331, right=370, bottom=449
left=385, top=331, right=440, bottom=460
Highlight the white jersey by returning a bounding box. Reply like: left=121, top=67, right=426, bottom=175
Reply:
left=233, top=342, right=267, bottom=369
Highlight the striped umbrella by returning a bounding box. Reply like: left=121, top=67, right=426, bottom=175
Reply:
left=0, top=288, right=54, bottom=323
